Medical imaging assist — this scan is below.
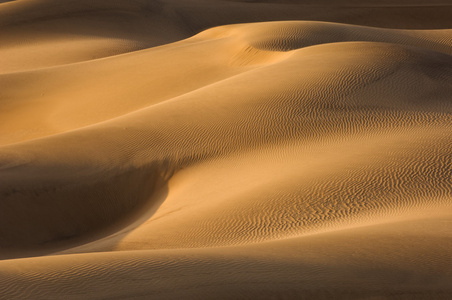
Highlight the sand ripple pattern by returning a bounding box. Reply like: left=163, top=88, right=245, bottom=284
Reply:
left=1, top=14, right=452, bottom=300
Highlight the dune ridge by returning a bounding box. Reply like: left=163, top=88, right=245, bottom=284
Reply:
left=1, top=0, right=452, bottom=299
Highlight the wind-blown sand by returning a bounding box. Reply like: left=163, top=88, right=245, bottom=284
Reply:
left=1, top=0, right=452, bottom=299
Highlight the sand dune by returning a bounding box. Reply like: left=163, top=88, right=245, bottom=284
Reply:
left=1, top=0, right=451, bottom=299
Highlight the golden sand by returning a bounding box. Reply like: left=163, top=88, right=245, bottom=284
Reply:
left=1, top=0, right=451, bottom=299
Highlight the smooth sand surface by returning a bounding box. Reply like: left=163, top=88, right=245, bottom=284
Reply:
left=1, top=0, right=452, bottom=299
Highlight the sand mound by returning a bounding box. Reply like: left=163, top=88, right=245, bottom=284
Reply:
left=1, top=1, right=451, bottom=299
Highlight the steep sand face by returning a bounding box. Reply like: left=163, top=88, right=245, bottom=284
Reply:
left=1, top=0, right=452, bottom=299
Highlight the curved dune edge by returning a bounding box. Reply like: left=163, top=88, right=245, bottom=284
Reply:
left=1, top=21, right=452, bottom=146
left=1, top=21, right=451, bottom=251
left=1, top=1, right=452, bottom=298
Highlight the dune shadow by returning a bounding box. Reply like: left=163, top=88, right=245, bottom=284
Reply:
left=0, top=161, right=172, bottom=260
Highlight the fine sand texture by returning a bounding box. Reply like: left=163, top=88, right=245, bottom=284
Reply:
left=1, top=0, right=452, bottom=299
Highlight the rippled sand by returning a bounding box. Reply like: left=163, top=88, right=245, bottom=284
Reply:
left=1, top=0, right=452, bottom=299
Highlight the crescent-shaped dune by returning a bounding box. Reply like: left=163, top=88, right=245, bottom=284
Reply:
left=0, top=0, right=451, bottom=299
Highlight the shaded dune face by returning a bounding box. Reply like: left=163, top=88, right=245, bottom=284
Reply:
left=1, top=0, right=452, bottom=73
left=0, top=1, right=452, bottom=299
